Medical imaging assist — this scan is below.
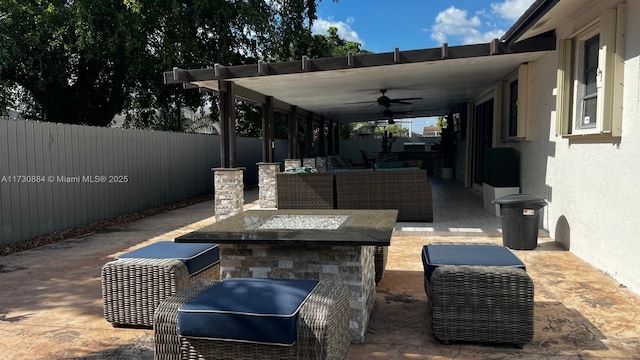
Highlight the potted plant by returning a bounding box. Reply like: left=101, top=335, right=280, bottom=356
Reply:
left=482, top=147, right=520, bottom=215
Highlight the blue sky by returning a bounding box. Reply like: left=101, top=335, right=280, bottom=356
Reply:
left=312, top=0, right=535, bottom=132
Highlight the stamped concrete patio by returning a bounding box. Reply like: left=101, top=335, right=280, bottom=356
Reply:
left=1, top=180, right=639, bottom=359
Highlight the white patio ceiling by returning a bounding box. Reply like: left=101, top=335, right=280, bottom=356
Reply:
left=227, top=51, right=549, bottom=123
left=167, top=37, right=555, bottom=124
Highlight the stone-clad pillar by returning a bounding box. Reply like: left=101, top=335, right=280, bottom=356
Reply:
left=257, top=162, right=280, bottom=209
left=315, top=157, right=327, bottom=172
left=303, top=158, right=316, bottom=169
left=212, top=168, right=244, bottom=221
left=284, top=159, right=301, bottom=171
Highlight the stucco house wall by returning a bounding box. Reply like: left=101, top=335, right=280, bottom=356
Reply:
left=515, top=0, right=640, bottom=295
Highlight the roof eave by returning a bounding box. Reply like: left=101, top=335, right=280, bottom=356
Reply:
left=501, top=0, right=560, bottom=46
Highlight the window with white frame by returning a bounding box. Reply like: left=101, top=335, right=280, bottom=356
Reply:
left=556, top=5, right=625, bottom=137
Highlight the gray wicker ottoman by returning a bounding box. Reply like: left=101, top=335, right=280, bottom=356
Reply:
left=422, top=244, right=534, bottom=347
left=154, top=278, right=350, bottom=360
left=102, top=241, right=220, bottom=327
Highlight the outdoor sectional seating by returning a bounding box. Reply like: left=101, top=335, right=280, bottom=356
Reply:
left=276, top=172, right=335, bottom=209
left=276, top=168, right=433, bottom=222
left=334, top=168, right=433, bottom=222
left=276, top=168, right=432, bottom=285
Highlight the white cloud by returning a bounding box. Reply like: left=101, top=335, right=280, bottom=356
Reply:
left=429, top=2, right=532, bottom=45
left=312, top=17, right=364, bottom=45
left=463, top=29, right=506, bottom=45
left=430, top=6, right=484, bottom=45
left=491, top=0, right=535, bottom=21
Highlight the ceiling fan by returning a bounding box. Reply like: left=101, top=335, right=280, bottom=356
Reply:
left=375, top=89, right=422, bottom=107
left=344, top=89, right=422, bottom=106
left=382, top=104, right=410, bottom=124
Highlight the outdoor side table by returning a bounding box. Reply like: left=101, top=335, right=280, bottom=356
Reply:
left=421, top=244, right=534, bottom=348
left=101, top=241, right=220, bottom=327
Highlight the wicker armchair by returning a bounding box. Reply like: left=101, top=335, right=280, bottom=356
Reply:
left=154, top=279, right=350, bottom=360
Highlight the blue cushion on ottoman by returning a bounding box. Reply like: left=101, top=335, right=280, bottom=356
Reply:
left=178, top=278, right=319, bottom=346
left=117, top=241, right=219, bottom=275
left=422, top=244, right=525, bottom=281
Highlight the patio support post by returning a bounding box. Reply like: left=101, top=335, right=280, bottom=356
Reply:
left=305, top=112, right=314, bottom=157
left=218, top=80, right=238, bottom=168
left=257, top=162, right=280, bottom=209
left=327, top=119, right=335, bottom=156
left=262, top=96, right=275, bottom=163
left=212, top=167, right=245, bottom=220
left=319, top=117, right=326, bottom=156
left=464, top=102, right=474, bottom=188
left=334, top=122, right=340, bottom=155
left=288, top=106, right=299, bottom=159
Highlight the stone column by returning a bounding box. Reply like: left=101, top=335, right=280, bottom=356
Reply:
left=315, top=157, right=327, bottom=172
left=284, top=159, right=301, bottom=171
left=212, top=168, right=244, bottom=221
left=257, top=162, right=279, bottom=209
left=303, top=157, right=316, bottom=169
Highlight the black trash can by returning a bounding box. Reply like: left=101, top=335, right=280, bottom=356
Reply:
left=494, top=194, right=547, bottom=250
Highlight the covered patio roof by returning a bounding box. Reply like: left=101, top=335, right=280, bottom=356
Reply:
left=164, top=35, right=555, bottom=124
left=163, top=21, right=555, bottom=166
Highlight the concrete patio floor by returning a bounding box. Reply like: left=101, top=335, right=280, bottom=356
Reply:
left=1, top=186, right=639, bottom=359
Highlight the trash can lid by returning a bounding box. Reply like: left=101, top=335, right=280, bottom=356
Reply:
left=494, top=194, right=547, bottom=207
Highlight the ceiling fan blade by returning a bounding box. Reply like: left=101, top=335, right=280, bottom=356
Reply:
left=343, top=100, right=377, bottom=105
left=390, top=97, right=423, bottom=102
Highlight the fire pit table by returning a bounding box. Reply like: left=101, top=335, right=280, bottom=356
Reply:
left=175, top=209, right=398, bottom=343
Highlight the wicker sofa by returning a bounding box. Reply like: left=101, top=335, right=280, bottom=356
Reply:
left=276, top=172, right=335, bottom=209
left=276, top=169, right=432, bottom=285
left=334, top=169, right=433, bottom=222
left=276, top=169, right=433, bottom=222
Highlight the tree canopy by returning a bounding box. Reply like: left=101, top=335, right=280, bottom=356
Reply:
left=233, top=24, right=372, bottom=139
left=0, top=0, right=338, bottom=129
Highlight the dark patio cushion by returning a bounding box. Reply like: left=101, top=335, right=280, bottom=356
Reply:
left=117, top=241, right=219, bottom=276
left=177, top=278, right=319, bottom=346
left=422, top=244, right=525, bottom=281
left=374, top=161, right=407, bottom=169
left=375, top=167, right=420, bottom=172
